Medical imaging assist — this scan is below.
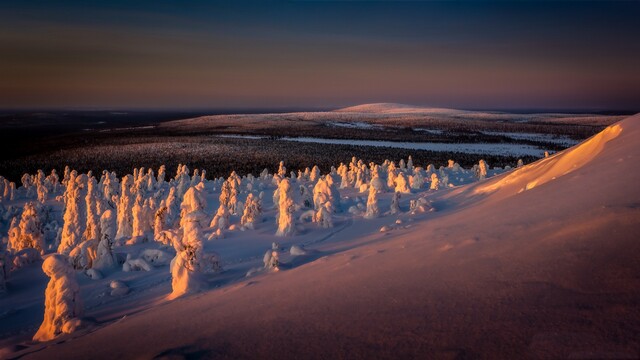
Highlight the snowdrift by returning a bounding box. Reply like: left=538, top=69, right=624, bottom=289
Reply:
left=14, top=115, right=640, bottom=359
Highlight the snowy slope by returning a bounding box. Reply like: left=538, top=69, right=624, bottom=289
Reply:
left=335, top=102, right=464, bottom=114
left=8, top=115, right=640, bottom=359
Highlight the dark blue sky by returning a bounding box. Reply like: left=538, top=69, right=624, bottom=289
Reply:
left=1, top=1, right=639, bottom=110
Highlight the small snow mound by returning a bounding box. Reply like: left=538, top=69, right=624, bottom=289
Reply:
left=85, top=268, right=103, bottom=280
left=290, top=245, right=307, bottom=256
left=110, top=280, right=129, bottom=296
left=140, top=249, right=173, bottom=266
left=379, top=225, right=393, bottom=233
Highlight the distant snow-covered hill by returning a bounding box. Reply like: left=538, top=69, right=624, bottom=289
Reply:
left=334, top=102, right=464, bottom=114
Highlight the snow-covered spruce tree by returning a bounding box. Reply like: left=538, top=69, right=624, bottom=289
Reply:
left=337, top=164, right=349, bottom=189
left=157, top=165, right=166, bottom=187
left=517, top=159, right=524, bottom=168
left=364, top=185, right=380, bottom=219
left=299, top=185, right=313, bottom=209
left=386, top=161, right=398, bottom=190
left=394, top=172, right=411, bottom=194
left=263, top=250, right=279, bottom=271
left=169, top=211, right=207, bottom=300
left=313, top=176, right=341, bottom=213
left=100, top=171, right=118, bottom=210
left=132, top=194, right=151, bottom=241
left=275, top=179, right=295, bottom=236
left=180, top=183, right=208, bottom=227
left=58, top=174, right=88, bottom=255
left=390, top=192, right=401, bottom=214
left=478, top=159, right=488, bottom=180
left=407, top=156, right=414, bottom=171
left=410, top=167, right=425, bottom=190
left=429, top=173, right=440, bottom=190
left=164, top=186, right=181, bottom=229
left=277, top=161, right=287, bottom=177
left=153, top=200, right=169, bottom=243
left=175, top=164, right=190, bottom=198
left=93, top=210, right=116, bottom=271
left=36, top=180, right=49, bottom=204
left=33, top=254, right=83, bottom=342
left=313, top=202, right=333, bottom=228
left=210, top=202, right=230, bottom=231
left=219, top=174, right=240, bottom=215
left=7, top=202, right=45, bottom=254
left=83, top=177, right=101, bottom=244
left=310, top=166, right=321, bottom=183
left=115, top=175, right=135, bottom=241
left=240, top=193, right=262, bottom=229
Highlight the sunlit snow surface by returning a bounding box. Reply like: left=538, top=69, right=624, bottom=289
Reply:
left=1, top=113, right=639, bottom=358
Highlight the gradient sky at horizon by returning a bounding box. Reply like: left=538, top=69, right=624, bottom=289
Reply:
left=1, top=1, right=639, bottom=111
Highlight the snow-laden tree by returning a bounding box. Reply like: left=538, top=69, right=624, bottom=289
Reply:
left=8, top=202, right=45, bottom=255
left=153, top=200, right=170, bottom=243
left=478, top=159, right=488, bottom=180
left=210, top=202, right=230, bottom=231
left=394, top=172, right=411, bottom=194
left=309, top=166, right=321, bottom=183
left=58, top=174, right=88, bottom=255
left=180, top=184, right=208, bottom=228
left=156, top=165, right=166, bottom=187
left=169, top=211, right=207, bottom=300
left=313, top=202, right=333, bottom=228
left=263, top=250, right=279, bottom=271
left=275, top=179, right=295, bottom=237
left=164, top=186, right=181, bottom=229
left=83, top=177, right=101, bottom=244
left=240, top=193, right=262, bottom=229
left=116, top=175, right=135, bottom=241
left=429, top=173, right=440, bottom=190
left=299, top=185, right=313, bottom=209
left=390, top=192, right=401, bottom=214
left=219, top=175, right=240, bottom=215
left=100, top=171, right=118, bottom=210
left=313, top=176, right=341, bottom=213
left=132, top=195, right=154, bottom=241
left=407, top=156, right=414, bottom=171
left=410, top=167, right=425, bottom=190
left=33, top=254, right=83, bottom=342
left=364, top=185, right=379, bottom=219
left=93, top=210, right=116, bottom=271
left=386, top=162, right=398, bottom=189
left=517, top=159, right=524, bottom=168
left=277, top=161, right=287, bottom=177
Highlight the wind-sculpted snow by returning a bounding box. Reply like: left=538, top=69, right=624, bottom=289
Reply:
left=0, top=115, right=639, bottom=358
left=473, top=121, right=624, bottom=198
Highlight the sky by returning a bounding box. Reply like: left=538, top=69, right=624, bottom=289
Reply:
left=1, top=1, right=639, bottom=111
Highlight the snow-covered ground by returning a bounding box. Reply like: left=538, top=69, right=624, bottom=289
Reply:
left=280, top=137, right=547, bottom=156
left=1, top=113, right=639, bottom=358
left=481, top=131, right=580, bottom=146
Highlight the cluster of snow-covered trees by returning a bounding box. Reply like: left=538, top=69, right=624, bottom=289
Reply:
left=0, top=155, right=509, bottom=340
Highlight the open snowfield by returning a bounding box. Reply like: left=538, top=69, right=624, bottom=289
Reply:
left=0, top=111, right=638, bottom=358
